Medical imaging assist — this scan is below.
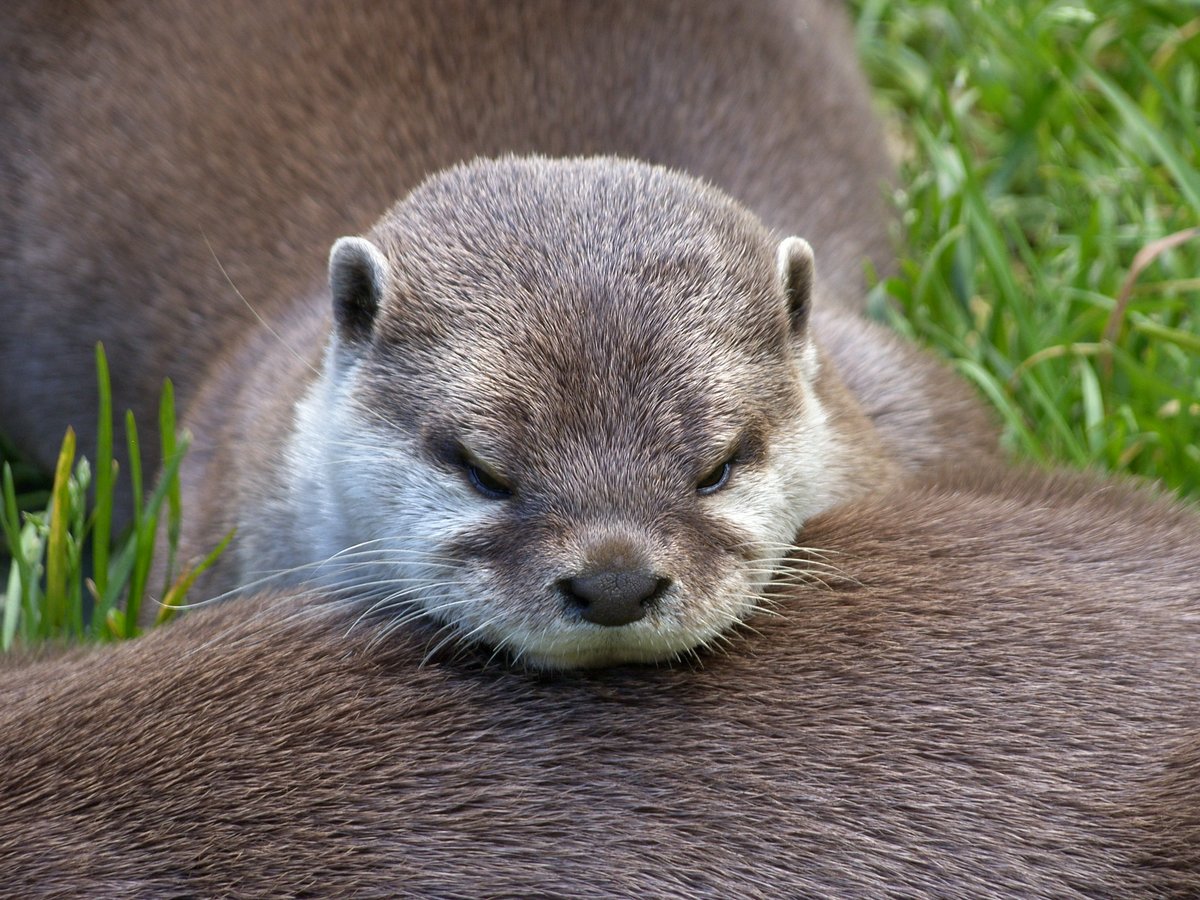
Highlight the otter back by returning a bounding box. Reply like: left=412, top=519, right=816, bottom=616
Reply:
left=1, top=467, right=1197, bottom=895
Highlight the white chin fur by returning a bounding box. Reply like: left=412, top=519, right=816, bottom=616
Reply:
left=484, top=611, right=753, bottom=670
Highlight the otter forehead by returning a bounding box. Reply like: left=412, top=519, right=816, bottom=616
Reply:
left=358, top=157, right=801, bottom=455
left=372, top=157, right=789, bottom=348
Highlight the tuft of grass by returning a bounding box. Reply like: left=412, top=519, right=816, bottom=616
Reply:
left=853, top=0, right=1200, bottom=497
left=0, top=344, right=233, bottom=651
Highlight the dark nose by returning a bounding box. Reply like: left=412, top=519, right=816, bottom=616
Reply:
left=559, top=569, right=670, bottom=627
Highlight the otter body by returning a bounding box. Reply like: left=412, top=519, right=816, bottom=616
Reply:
left=1, top=1, right=997, bottom=665
left=2, top=467, right=1198, bottom=895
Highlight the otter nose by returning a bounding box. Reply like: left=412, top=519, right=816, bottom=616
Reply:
left=560, top=569, right=670, bottom=627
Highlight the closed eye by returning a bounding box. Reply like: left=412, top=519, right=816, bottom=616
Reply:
left=465, top=460, right=512, bottom=500
left=696, top=458, right=734, bottom=495
left=423, top=427, right=514, bottom=500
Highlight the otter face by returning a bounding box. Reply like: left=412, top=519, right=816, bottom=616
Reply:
left=294, top=158, right=844, bottom=669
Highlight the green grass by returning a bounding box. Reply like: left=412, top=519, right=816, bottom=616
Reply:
left=0, top=345, right=232, bottom=651
left=853, top=0, right=1200, bottom=497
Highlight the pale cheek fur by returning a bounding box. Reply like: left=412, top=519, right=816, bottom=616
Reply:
left=710, top=389, right=837, bottom=571
left=289, top=379, right=486, bottom=588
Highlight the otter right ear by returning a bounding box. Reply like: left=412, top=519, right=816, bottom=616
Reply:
left=776, top=236, right=815, bottom=336
left=329, top=236, right=390, bottom=345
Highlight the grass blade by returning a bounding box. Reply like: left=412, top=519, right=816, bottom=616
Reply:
left=124, top=412, right=147, bottom=637
left=44, top=427, right=76, bottom=634
left=92, top=343, right=115, bottom=602
left=157, top=528, right=235, bottom=625
left=2, top=464, right=27, bottom=650
left=159, top=379, right=182, bottom=595
left=1131, top=316, right=1200, bottom=354
left=123, top=429, right=193, bottom=637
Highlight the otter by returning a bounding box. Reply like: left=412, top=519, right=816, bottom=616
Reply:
left=1, top=466, right=1198, bottom=895
left=0, top=0, right=998, bottom=665
left=193, top=156, right=911, bottom=669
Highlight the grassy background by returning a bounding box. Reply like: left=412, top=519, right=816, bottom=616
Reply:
left=853, top=0, right=1200, bottom=497
left=1, top=349, right=229, bottom=650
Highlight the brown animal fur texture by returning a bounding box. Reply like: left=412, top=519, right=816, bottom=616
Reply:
left=1, top=466, right=1198, bottom=896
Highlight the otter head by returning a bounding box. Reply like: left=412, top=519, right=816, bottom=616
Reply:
left=294, top=156, right=854, bottom=669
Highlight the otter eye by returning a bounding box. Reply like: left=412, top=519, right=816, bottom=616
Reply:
left=696, top=458, right=734, bottom=495
left=465, top=461, right=512, bottom=500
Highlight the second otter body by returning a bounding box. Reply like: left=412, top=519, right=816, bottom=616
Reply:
left=2, top=467, right=1198, bottom=895
left=0, top=1, right=998, bottom=666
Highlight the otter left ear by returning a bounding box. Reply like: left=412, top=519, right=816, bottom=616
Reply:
left=329, top=236, right=390, bottom=345
left=776, top=236, right=815, bottom=335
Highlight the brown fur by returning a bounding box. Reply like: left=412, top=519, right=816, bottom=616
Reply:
left=1, top=467, right=1198, bottom=895
left=0, top=0, right=997, bottom=523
